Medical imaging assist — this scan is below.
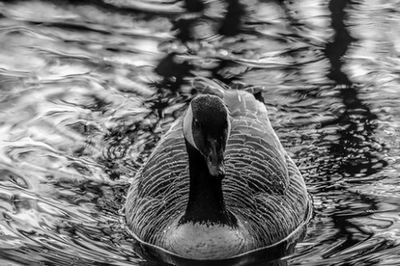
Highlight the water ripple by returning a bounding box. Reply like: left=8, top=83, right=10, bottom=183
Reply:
left=0, top=0, right=400, bottom=265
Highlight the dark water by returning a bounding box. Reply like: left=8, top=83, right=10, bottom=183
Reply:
left=0, top=0, right=399, bottom=265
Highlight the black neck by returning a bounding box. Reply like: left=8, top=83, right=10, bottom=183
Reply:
left=180, top=140, right=237, bottom=226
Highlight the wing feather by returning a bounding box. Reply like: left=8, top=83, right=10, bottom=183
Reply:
left=125, top=91, right=310, bottom=248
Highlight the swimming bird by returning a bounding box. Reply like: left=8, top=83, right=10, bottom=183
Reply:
left=124, top=89, right=311, bottom=263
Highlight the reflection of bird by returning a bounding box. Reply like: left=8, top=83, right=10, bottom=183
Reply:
left=125, top=89, right=311, bottom=262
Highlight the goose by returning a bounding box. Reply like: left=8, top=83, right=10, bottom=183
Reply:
left=124, top=89, right=312, bottom=264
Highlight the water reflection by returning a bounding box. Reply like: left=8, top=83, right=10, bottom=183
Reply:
left=154, top=53, right=193, bottom=92
left=0, top=0, right=400, bottom=265
left=322, top=0, right=387, bottom=177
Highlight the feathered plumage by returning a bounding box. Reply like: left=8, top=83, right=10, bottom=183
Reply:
left=124, top=90, right=311, bottom=261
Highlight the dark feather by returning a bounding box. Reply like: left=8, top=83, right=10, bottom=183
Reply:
left=125, top=90, right=310, bottom=250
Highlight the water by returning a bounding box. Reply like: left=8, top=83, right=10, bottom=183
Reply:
left=0, top=0, right=399, bottom=265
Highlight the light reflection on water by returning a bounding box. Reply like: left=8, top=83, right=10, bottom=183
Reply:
left=0, top=0, right=399, bottom=265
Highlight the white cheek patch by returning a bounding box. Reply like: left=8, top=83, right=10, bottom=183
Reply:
left=226, top=116, right=231, bottom=146
left=183, top=105, right=198, bottom=150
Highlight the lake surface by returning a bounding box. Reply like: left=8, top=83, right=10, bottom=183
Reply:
left=0, top=0, right=400, bottom=265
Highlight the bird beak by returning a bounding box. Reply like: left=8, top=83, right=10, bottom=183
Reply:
left=206, top=139, right=225, bottom=177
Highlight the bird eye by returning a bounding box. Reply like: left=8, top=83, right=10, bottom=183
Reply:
left=193, top=119, right=200, bottom=128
